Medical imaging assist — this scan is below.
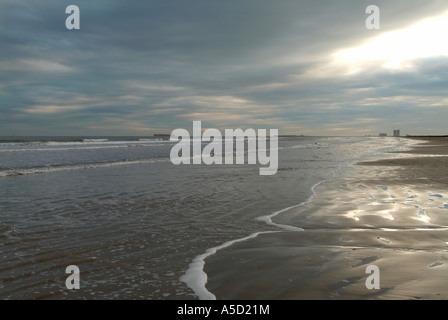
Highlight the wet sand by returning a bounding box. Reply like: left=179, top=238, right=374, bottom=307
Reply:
left=204, top=137, right=448, bottom=300
left=359, top=136, right=448, bottom=185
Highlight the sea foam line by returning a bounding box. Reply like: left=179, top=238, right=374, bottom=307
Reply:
left=0, top=158, right=170, bottom=177
left=179, top=230, right=276, bottom=300
left=179, top=179, right=327, bottom=300
left=0, top=141, right=169, bottom=152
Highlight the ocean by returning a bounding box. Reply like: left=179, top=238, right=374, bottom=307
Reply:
left=0, top=135, right=417, bottom=299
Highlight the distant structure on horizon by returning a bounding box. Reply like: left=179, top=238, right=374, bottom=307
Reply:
left=379, top=133, right=387, bottom=137
left=393, top=129, right=400, bottom=137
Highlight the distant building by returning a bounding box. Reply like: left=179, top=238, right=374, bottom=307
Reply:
left=379, top=133, right=387, bottom=137
left=393, top=129, right=400, bottom=137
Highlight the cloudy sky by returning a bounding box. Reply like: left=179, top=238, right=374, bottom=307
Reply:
left=1, top=0, right=447, bottom=136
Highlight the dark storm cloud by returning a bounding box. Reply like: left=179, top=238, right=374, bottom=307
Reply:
left=0, top=0, right=447, bottom=135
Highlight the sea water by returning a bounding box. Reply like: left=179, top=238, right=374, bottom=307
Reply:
left=0, top=136, right=415, bottom=299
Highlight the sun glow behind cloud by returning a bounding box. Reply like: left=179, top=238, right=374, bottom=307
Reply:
left=332, top=10, right=448, bottom=74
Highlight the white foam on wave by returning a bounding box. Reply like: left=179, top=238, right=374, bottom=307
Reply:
left=179, top=230, right=277, bottom=300
left=82, top=138, right=109, bottom=142
left=255, top=180, right=326, bottom=231
left=179, top=179, right=327, bottom=300
left=0, top=158, right=170, bottom=177
left=45, top=139, right=167, bottom=146
left=0, top=140, right=170, bottom=152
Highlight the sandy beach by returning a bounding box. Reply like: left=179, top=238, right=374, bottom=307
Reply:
left=204, top=137, right=448, bottom=300
left=359, top=136, right=448, bottom=185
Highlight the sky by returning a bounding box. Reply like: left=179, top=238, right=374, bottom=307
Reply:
left=1, top=0, right=447, bottom=136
